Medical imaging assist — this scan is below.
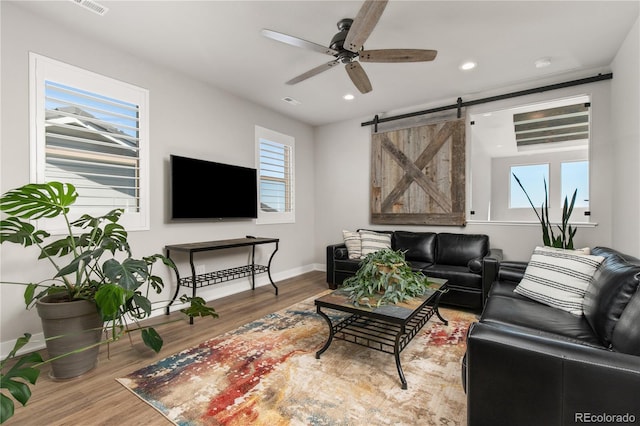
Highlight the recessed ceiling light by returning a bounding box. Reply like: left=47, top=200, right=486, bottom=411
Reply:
left=460, top=61, right=477, bottom=71
left=535, top=57, right=552, bottom=68
left=343, top=94, right=355, bottom=101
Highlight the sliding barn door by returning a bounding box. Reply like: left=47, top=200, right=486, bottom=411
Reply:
left=371, top=118, right=466, bottom=226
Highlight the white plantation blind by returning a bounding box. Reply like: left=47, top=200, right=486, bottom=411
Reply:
left=259, top=140, right=292, bottom=212
left=30, top=53, right=150, bottom=231
left=45, top=81, right=141, bottom=211
left=255, top=126, right=295, bottom=224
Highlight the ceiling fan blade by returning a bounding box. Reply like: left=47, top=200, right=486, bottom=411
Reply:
left=344, top=0, right=389, bottom=53
left=261, top=29, right=338, bottom=56
left=360, top=49, right=438, bottom=63
left=345, top=61, right=372, bottom=94
left=286, top=60, right=341, bottom=85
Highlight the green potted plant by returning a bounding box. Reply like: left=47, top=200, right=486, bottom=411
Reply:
left=341, top=248, right=435, bottom=307
left=512, top=173, right=578, bottom=249
left=0, top=181, right=217, bottom=423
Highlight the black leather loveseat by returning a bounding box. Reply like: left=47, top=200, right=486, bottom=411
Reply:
left=326, top=230, right=499, bottom=310
left=463, top=247, right=640, bottom=426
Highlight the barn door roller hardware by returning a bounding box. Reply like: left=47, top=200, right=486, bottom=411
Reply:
left=362, top=73, right=613, bottom=128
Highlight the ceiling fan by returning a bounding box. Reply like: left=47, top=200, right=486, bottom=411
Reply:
left=261, top=0, right=437, bottom=94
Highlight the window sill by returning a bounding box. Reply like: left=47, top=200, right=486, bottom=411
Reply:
left=465, top=220, right=598, bottom=228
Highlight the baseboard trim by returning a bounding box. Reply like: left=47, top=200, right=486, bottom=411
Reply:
left=1, top=263, right=324, bottom=359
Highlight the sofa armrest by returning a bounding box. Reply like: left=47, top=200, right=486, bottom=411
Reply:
left=465, top=322, right=640, bottom=426
left=498, top=260, right=528, bottom=282
left=326, top=243, right=347, bottom=286
left=481, top=255, right=500, bottom=304
left=488, top=248, right=504, bottom=261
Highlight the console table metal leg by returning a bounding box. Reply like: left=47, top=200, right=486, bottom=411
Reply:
left=267, top=241, right=279, bottom=295
left=250, top=245, right=256, bottom=290
left=188, top=253, right=197, bottom=325
left=315, top=307, right=334, bottom=359
left=165, top=249, right=182, bottom=316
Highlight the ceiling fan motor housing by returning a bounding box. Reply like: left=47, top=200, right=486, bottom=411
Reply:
left=330, top=18, right=358, bottom=63
left=330, top=18, right=353, bottom=50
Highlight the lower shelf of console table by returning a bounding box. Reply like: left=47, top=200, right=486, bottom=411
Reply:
left=165, top=237, right=279, bottom=324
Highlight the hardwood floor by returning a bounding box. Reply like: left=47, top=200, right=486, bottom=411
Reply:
left=9, top=271, right=329, bottom=426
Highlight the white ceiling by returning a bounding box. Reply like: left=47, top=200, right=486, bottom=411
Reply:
left=13, top=0, right=639, bottom=127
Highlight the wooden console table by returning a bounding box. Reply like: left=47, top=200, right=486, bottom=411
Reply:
left=165, top=237, right=279, bottom=323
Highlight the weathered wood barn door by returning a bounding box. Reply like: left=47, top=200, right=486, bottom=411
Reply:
left=371, top=117, right=466, bottom=225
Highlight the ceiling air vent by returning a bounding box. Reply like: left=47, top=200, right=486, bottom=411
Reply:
left=69, top=0, right=109, bottom=16
left=281, top=97, right=301, bottom=106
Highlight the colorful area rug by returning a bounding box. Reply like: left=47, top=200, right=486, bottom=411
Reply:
left=117, top=292, right=477, bottom=426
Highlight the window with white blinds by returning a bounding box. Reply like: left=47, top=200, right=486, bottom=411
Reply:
left=30, top=54, right=149, bottom=231
left=255, top=126, right=295, bottom=224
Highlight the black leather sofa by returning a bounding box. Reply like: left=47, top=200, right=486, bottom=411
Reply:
left=326, top=231, right=500, bottom=310
left=463, top=247, right=640, bottom=426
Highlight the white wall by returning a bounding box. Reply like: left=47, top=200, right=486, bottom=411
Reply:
left=0, top=3, right=316, bottom=353
left=611, top=16, right=640, bottom=254
left=314, top=17, right=640, bottom=262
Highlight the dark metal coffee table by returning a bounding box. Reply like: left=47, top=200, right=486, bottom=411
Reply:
left=314, top=278, right=448, bottom=389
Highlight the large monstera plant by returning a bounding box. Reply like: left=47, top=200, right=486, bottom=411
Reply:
left=0, top=182, right=217, bottom=423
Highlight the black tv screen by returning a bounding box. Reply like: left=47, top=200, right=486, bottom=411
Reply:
left=170, top=155, right=258, bottom=219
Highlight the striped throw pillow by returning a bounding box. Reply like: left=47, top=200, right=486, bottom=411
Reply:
left=342, top=230, right=362, bottom=260
left=359, top=230, right=392, bottom=257
left=514, top=246, right=604, bottom=316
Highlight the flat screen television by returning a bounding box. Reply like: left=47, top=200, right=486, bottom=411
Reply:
left=170, top=155, right=258, bottom=220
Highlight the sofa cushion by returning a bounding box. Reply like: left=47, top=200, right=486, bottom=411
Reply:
left=582, top=251, right=640, bottom=347
left=436, top=233, right=489, bottom=267
left=342, top=230, right=362, bottom=259
left=514, top=247, right=604, bottom=316
left=488, top=280, right=530, bottom=301
left=480, top=294, right=603, bottom=347
left=333, top=258, right=361, bottom=274
left=359, top=230, right=392, bottom=256
left=392, top=231, right=436, bottom=263
left=424, top=265, right=482, bottom=290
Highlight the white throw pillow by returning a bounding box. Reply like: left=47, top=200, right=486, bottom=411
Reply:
left=359, top=230, right=392, bottom=257
left=514, top=246, right=604, bottom=316
left=342, top=230, right=362, bottom=260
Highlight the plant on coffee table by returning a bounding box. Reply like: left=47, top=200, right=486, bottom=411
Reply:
left=341, top=248, right=433, bottom=307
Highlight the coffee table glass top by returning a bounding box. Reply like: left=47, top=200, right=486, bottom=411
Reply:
left=315, top=277, right=448, bottom=321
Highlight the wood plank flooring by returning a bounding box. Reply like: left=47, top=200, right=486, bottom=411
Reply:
left=8, top=271, right=329, bottom=426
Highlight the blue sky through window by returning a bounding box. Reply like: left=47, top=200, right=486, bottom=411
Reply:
left=46, top=81, right=139, bottom=138
left=562, top=161, right=589, bottom=208
left=510, top=164, right=549, bottom=208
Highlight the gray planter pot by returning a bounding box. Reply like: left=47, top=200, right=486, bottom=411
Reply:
left=36, top=294, right=103, bottom=379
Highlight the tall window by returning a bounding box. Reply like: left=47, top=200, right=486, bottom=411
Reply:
left=255, top=126, right=294, bottom=224
left=30, top=53, right=149, bottom=231
left=510, top=164, right=549, bottom=208
left=561, top=161, right=589, bottom=208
